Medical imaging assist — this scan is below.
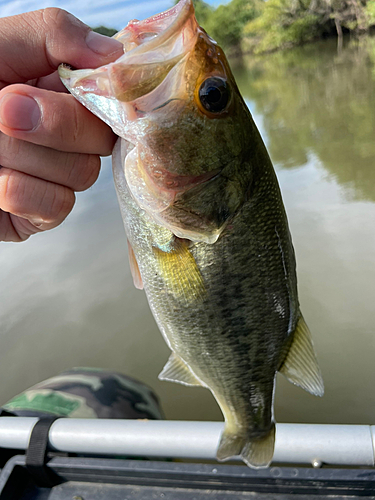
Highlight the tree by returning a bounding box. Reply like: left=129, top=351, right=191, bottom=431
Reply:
left=205, top=0, right=262, bottom=50
left=245, top=0, right=372, bottom=53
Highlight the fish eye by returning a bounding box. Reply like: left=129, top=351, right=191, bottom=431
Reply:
left=198, top=77, right=230, bottom=114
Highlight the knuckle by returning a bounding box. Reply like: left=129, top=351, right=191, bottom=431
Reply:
left=40, top=8, right=87, bottom=71
left=71, top=101, right=84, bottom=146
left=0, top=134, right=21, bottom=167
left=41, top=7, right=87, bottom=38
left=41, top=184, right=75, bottom=222
left=74, top=155, right=101, bottom=191
left=46, top=98, right=82, bottom=149
left=41, top=8, right=71, bottom=29
left=102, top=133, right=118, bottom=156
left=51, top=98, right=86, bottom=150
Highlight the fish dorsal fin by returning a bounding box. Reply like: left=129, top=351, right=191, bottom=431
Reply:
left=279, top=315, right=324, bottom=397
left=153, top=239, right=206, bottom=304
left=127, top=239, right=143, bottom=290
left=158, top=352, right=202, bottom=386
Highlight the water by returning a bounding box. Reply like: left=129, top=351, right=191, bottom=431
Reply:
left=1, top=37, right=375, bottom=425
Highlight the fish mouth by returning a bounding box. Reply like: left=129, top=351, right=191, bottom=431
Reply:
left=59, top=0, right=198, bottom=109
left=114, top=0, right=195, bottom=57
left=108, top=0, right=198, bottom=102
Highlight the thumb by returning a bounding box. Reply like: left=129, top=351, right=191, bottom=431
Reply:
left=0, top=8, right=123, bottom=85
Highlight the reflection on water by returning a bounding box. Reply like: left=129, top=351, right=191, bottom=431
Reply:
left=1, top=37, right=375, bottom=425
left=234, top=38, right=375, bottom=202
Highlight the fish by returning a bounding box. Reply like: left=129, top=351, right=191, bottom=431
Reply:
left=58, top=0, right=324, bottom=468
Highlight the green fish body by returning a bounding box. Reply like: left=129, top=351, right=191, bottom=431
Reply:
left=59, top=0, right=323, bottom=468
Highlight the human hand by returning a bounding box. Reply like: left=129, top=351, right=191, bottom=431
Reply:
left=0, top=9, right=123, bottom=241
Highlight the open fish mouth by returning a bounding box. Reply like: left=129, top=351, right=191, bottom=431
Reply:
left=58, top=0, right=198, bottom=127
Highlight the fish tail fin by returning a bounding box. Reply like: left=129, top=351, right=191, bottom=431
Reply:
left=240, top=424, right=275, bottom=468
left=216, top=423, right=275, bottom=469
left=216, top=428, right=245, bottom=461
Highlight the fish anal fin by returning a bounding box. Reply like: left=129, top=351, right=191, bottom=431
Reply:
left=127, top=239, right=143, bottom=290
left=153, top=239, right=206, bottom=303
left=217, top=423, right=275, bottom=469
left=158, top=352, right=202, bottom=387
left=279, top=315, right=324, bottom=397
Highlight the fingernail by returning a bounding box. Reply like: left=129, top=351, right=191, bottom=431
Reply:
left=85, top=31, right=123, bottom=57
left=30, top=218, right=47, bottom=228
left=0, top=93, right=40, bottom=131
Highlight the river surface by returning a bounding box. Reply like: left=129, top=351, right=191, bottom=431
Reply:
left=1, top=37, right=375, bottom=425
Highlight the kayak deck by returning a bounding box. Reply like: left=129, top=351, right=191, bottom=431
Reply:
left=1, top=455, right=375, bottom=499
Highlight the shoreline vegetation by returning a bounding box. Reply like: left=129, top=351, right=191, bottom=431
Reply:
left=192, top=0, right=375, bottom=54
left=93, top=0, right=375, bottom=55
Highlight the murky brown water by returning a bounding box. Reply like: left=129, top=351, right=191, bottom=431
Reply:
left=1, top=37, right=375, bottom=425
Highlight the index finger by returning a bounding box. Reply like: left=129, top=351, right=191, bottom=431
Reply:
left=0, top=8, right=123, bottom=86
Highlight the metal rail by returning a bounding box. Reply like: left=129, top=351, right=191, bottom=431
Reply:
left=0, top=418, right=374, bottom=467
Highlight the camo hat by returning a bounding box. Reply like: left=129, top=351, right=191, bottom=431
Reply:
left=1, top=367, right=164, bottom=420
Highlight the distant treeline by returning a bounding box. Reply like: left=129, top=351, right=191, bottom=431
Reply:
left=94, top=0, right=375, bottom=54
left=194, top=0, right=375, bottom=54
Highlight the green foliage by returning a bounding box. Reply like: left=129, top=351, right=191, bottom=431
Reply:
left=92, top=26, right=118, bottom=37
left=204, top=0, right=262, bottom=50
left=245, top=0, right=327, bottom=53
left=365, top=0, right=375, bottom=25
left=244, top=0, right=373, bottom=53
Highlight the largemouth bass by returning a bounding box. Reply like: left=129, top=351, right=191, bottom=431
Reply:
left=59, top=0, right=324, bottom=468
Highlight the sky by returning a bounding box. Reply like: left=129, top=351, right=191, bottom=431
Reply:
left=0, top=0, right=223, bottom=30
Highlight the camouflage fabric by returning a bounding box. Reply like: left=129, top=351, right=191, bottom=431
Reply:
left=2, top=368, right=164, bottom=420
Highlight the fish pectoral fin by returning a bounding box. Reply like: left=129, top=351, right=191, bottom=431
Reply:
left=158, top=352, right=202, bottom=386
left=153, top=239, right=206, bottom=303
left=217, top=423, right=275, bottom=469
left=127, top=239, right=143, bottom=290
left=279, top=315, right=324, bottom=397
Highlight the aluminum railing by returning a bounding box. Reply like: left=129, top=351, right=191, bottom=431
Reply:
left=0, top=418, right=373, bottom=467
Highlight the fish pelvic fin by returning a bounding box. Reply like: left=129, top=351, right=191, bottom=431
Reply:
left=152, top=239, right=206, bottom=304
left=158, top=352, right=203, bottom=386
left=216, top=423, right=276, bottom=469
left=127, top=239, right=144, bottom=290
left=279, top=315, right=324, bottom=397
